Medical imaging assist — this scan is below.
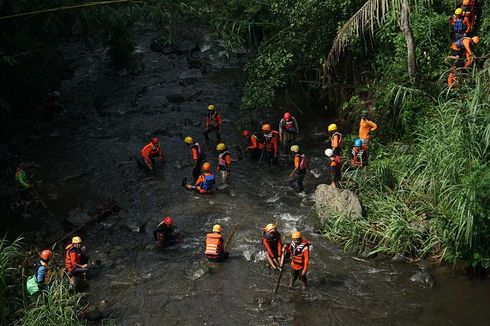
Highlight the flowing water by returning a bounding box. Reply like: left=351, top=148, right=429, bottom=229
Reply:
left=2, top=25, right=490, bottom=325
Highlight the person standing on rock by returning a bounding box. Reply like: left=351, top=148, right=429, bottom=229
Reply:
left=153, top=216, right=178, bottom=248
left=205, top=224, right=229, bottom=262
left=203, top=104, right=222, bottom=142
left=278, top=112, right=299, bottom=161
left=65, top=236, right=89, bottom=282
left=281, top=231, right=311, bottom=289
left=327, top=123, right=343, bottom=156
left=262, top=223, right=282, bottom=269
left=216, top=143, right=231, bottom=185
left=184, top=136, right=206, bottom=182
left=140, top=137, right=164, bottom=170
left=288, top=145, right=308, bottom=194
left=325, top=148, right=342, bottom=188
left=358, top=110, right=377, bottom=145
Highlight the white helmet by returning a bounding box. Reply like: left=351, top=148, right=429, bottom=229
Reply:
left=324, top=148, right=333, bottom=157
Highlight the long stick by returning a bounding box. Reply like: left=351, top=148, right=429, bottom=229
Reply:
left=257, top=148, right=264, bottom=168
left=274, top=264, right=284, bottom=294
left=224, top=224, right=239, bottom=250
left=31, top=186, right=54, bottom=216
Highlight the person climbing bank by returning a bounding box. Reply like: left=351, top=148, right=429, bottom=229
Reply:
left=359, top=110, right=377, bottom=145
left=216, top=143, right=231, bottom=185
left=65, top=236, right=89, bottom=280
left=262, top=223, right=282, bottom=269
left=140, top=137, right=164, bottom=170
left=350, top=139, right=369, bottom=167
left=15, top=162, right=33, bottom=205
left=203, top=104, right=222, bottom=142
left=26, top=249, right=53, bottom=295
left=288, top=145, right=308, bottom=193
left=325, top=148, right=342, bottom=188
left=205, top=224, right=229, bottom=262
left=184, top=136, right=206, bottom=182
left=153, top=216, right=178, bottom=247
left=184, top=162, right=215, bottom=194
left=282, top=231, right=311, bottom=289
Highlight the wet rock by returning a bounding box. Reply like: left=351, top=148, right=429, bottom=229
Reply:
left=243, top=250, right=254, bottom=261
left=409, top=270, right=434, bottom=288
left=67, top=208, right=91, bottom=226
left=166, top=93, right=185, bottom=103
left=417, top=260, right=432, bottom=271
left=179, top=69, right=202, bottom=80
left=176, top=40, right=198, bottom=54
left=314, top=184, right=362, bottom=225
left=93, top=95, right=110, bottom=112
left=97, top=299, right=109, bottom=315
left=82, top=304, right=102, bottom=321
left=150, top=39, right=173, bottom=54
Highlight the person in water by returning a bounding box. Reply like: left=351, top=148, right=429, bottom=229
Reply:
left=262, top=223, right=282, bottom=269
left=205, top=224, right=229, bottom=262
left=153, top=216, right=178, bottom=247
left=282, top=231, right=311, bottom=289
left=183, top=162, right=215, bottom=194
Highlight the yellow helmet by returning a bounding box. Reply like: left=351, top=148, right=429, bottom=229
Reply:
left=264, top=223, right=276, bottom=232
left=291, top=231, right=302, bottom=239
left=213, top=224, right=222, bottom=233
left=290, top=145, right=300, bottom=153
left=472, top=36, right=480, bottom=44
left=455, top=8, right=463, bottom=15
left=72, top=236, right=82, bottom=244
left=328, top=123, right=337, bottom=132
left=261, top=124, right=271, bottom=132
left=184, top=136, right=193, bottom=144
left=208, top=104, right=215, bottom=111
left=216, top=143, right=226, bottom=151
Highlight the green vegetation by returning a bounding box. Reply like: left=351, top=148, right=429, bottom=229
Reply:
left=0, top=238, right=84, bottom=325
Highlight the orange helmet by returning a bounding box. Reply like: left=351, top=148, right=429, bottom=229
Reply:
left=40, top=249, right=53, bottom=261
left=291, top=231, right=302, bottom=239
left=261, top=124, right=271, bottom=132
left=462, top=0, right=470, bottom=5
left=202, top=162, right=211, bottom=172
left=472, top=36, right=480, bottom=44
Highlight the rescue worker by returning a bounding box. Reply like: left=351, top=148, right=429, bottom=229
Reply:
left=288, top=145, right=308, bottom=193
left=281, top=231, right=311, bottom=289
left=243, top=130, right=264, bottom=160
left=450, top=8, right=471, bottom=41
left=184, top=162, right=215, bottom=194
left=15, top=162, right=33, bottom=205
left=26, top=249, right=53, bottom=295
left=205, top=224, right=229, bottom=262
left=350, top=139, right=369, bottom=167
left=140, top=137, right=164, bottom=170
left=325, top=148, right=342, bottom=188
left=262, top=223, right=282, bottom=269
left=461, top=0, right=477, bottom=28
left=278, top=112, right=299, bottom=160
left=359, top=110, right=378, bottom=145
left=216, top=143, right=231, bottom=185
left=203, top=104, right=222, bottom=142
left=261, top=124, right=279, bottom=165
left=447, top=36, right=480, bottom=68
left=65, top=236, right=89, bottom=280
left=327, top=123, right=343, bottom=155
left=153, top=216, right=178, bottom=247
left=184, top=136, right=206, bottom=182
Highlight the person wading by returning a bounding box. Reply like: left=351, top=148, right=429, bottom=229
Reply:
left=65, top=236, right=89, bottom=283
left=243, top=130, right=264, bottom=160
left=288, top=145, right=308, bottom=194
left=184, top=162, right=215, bottom=194
left=205, top=224, right=229, bottom=262
left=350, top=139, right=369, bottom=167
left=359, top=110, right=378, bottom=145
left=262, top=223, right=282, bottom=270
left=184, top=136, right=206, bottom=182
left=140, top=137, right=164, bottom=170
left=327, top=123, right=343, bottom=156
left=325, top=148, right=342, bottom=188
left=278, top=112, right=299, bottom=161
left=261, top=123, right=279, bottom=165
left=153, top=216, right=178, bottom=247
left=203, top=104, right=222, bottom=142
left=216, top=143, right=231, bottom=185
left=282, top=231, right=311, bottom=289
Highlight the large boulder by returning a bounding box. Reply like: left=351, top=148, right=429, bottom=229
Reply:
left=314, top=184, right=362, bottom=225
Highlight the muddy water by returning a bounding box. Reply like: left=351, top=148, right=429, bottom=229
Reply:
left=7, top=25, right=490, bottom=325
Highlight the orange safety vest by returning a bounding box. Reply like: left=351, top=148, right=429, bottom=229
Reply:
left=205, top=233, right=223, bottom=256
left=64, top=244, right=81, bottom=272
left=289, top=240, right=311, bottom=271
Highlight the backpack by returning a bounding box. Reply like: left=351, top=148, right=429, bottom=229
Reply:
left=200, top=174, right=215, bottom=191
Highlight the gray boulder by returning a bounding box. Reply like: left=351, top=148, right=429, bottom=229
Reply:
left=179, top=69, right=202, bottom=80
left=314, top=184, right=362, bottom=225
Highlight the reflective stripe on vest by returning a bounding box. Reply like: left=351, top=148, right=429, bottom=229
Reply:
left=192, top=143, right=203, bottom=159
left=290, top=241, right=310, bottom=265
left=205, top=233, right=222, bottom=256
left=218, top=151, right=230, bottom=167
left=284, top=120, right=296, bottom=132
left=330, top=131, right=343, bottom=148
left=208, top=112, right=220, bottom=127
left=296, top=153, right=308, bottom=170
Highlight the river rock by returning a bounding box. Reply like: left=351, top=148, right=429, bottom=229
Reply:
left=179, top=69, right=202, bottom=80
left=67, top=208, right=91, bottom=226
left=409, top=270, right=434, bottom=288
left=82, top=304, right=102, bottom=321
left=176, top=40, right=198, bottom=54
left=314, top=184, right=362, bottom=224
left=166, top=93, right=185, bottom=103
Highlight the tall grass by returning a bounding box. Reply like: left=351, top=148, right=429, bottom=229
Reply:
left=322, top=69, right=490, bottom=266
left=0, top=237, right=23, bottom=323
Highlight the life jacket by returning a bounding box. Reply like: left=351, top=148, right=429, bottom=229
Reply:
left=191, top=143, right=205, bottom=161
left=290, top=240, right=311, bottom=268
left=295, top=153, right=308, bottom=170
left=199, top=173, right=215, bottom=191
left=264, top=131, right=278, bottom=152
left=64, top=244, right=81, bottom=272
left=218, top=151, right=230, bottom=168
left=263, top=231, right=281, bottom=249
left=330, top=131, right=343, bottom=149
left=207, top=112, right=221, bottom=128
left=351, top=147, right=366, bottom=167
left=452, top=17, right=467, bottom=34
left=283, top=119, right=297, bottom=133
left=205, top=233, right=222, bottom=256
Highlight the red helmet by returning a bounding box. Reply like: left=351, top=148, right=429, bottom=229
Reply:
left=242, top=130, right=250, bottom=137
left=163, top=216, right=173, bottom=225
left=40, top=249, right=53, bottom=261
left=151, top=137, right=159, bottom=145
left=283, top=112, right=291, bottom=120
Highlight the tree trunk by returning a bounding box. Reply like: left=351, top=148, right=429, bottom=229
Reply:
left=399, top=0, right=416, bottom=83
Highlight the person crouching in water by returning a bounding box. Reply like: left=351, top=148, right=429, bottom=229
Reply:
left=153, top=216, right=178, bottom=248
left=205, top=224, right=229, bottom=262
left=262, top=223, right=282, bottom=270
left=184, top=162, right=216, bottom=194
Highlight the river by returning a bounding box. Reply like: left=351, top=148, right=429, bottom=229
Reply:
left=2, top=24, right=490, bottom=325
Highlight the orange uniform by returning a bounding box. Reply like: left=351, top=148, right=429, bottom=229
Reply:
left=247, top=135, right=265, bottom=151
left=141, top=142, right=162, bottom=163
left=359, top=118, right=377, bottom=141
left=451, top=37, right=476, bottom=67
left=286, top=239, right=311, bottom=272
left=64, top=244, right=82, bottom=273
left=205, top=233, right=224, bottom=257
left=262, top=231, right=282, bottom=258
